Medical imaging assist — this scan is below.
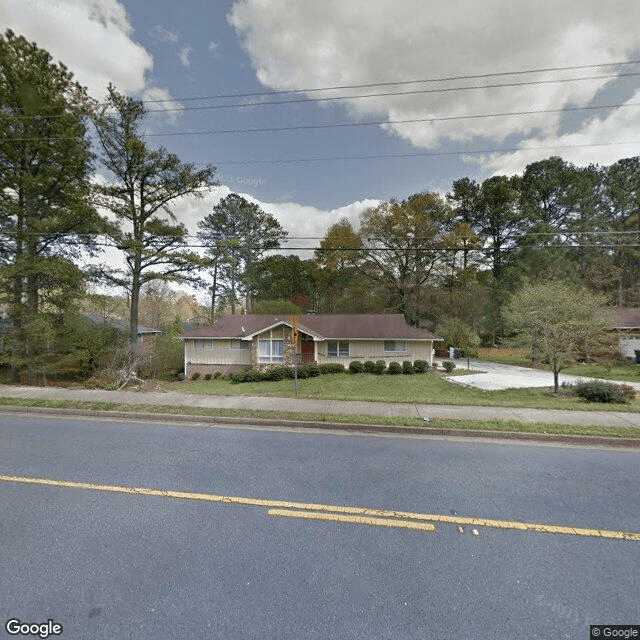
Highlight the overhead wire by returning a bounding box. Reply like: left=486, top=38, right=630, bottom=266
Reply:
left=141, top=60, right=640, bottom=103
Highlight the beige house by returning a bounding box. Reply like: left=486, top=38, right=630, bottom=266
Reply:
left=604, top=307, right=640, bottom=358
left=182, top=314, right=442, bottom=377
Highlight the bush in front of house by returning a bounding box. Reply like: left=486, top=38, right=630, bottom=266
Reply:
left=231, top=369, right=264, bottom=384
left=191, top=372, right=201, bottom=380
left=262, top=366, right=292, bottom=381
left=442, top=361, right=456, bottom=373
left=402, top=361, right=415, bottom=375
left=362, top=360, right=376, bottom=374
left=413, top=359, right=428, bottom=373
left=374, top=360, right=386, bottom=375
left=349, top=361, right=364, bottom=374
left=297, top=364, right=320, bottom=378
left=176, top=372, right=185, bottom=381
left=387, top=361, right=402, bottom=375
left=318, top=363, right=345, bottom=374
left=204, top=373, right=212, bottom=380
left=571, top=380, right=636, bottom=404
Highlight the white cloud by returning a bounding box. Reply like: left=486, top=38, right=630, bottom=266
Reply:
left=178, top=45, right=193, bottom=68
left=0, top=0, right=168, bottom=102
left=149, top=24, right=179, bottom=43
left=170, top=186, right=377, bottom=255
left=480, top=91, right=640, bottom=175
left=228, top=0, right=640, bottom=172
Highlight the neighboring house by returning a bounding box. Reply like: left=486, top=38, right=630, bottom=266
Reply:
left=604, top=307, right=640, bottom=358
left=181, top=314, right=442, bottom=377
left=83, top=315, right=161, bottom=358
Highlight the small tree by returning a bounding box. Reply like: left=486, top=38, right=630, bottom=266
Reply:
left=504, top=281, right=608, bottom=394
left=437, top=319, right=481, bottom=369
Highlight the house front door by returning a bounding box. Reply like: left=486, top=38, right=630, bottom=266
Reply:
left=300, top=340, right=315, bottom=364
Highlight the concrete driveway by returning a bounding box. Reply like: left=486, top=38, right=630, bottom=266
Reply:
left=443, top=358, right=640, bottom=391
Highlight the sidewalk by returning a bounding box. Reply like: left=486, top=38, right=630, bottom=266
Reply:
left=0, top=384, right=639, bottom=429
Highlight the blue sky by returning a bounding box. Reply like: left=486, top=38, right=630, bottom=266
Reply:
left=3, top=0, right=640, bottom=252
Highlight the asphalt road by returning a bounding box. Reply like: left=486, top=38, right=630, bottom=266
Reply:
left=1, top=414, right=639, bottom=639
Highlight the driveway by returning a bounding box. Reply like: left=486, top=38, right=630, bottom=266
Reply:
left=443, top=358, right=640, bottom=392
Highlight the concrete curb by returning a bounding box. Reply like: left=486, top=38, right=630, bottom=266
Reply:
left=1, top=405, right=638, bottom=448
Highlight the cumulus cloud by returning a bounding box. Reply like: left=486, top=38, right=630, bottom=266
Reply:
left=228, top=0, right=640, bottom=172
left=0, top=0, right=170, bottom=102
left=170, top=186, right=377, bottom=255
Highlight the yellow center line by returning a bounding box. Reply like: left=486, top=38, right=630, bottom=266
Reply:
left=1, top=474, right=639, bottom=540
left=268, top=509, right=437, bottom=531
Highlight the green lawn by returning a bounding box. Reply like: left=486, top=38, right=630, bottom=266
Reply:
left=167, top=372, right=640, bottom=412
left=1, top=397, right=638, bottom=440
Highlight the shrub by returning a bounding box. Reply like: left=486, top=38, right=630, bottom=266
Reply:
left=231, top=369, right=264, bottom=384
left=374, top=360, right=386, bottom=375
left=571, top=380, right=636, bottom=404
left=363, top=360, right=376, bottom=374
left=388, top=361, right=402, bottom=375
left=635, top=350, right=640, bottom=364
left=213, top=372, right=222, bottom=379
left=191, top=372, right=201, bottom=380
left=402, top=361, right=415, bottom=374
left=349, top=361, right=364, bottom=374
left=318, top=363, right=345, bottom=374
left=442, top=361, right=456, bottom=373
left=204, top=373, right=212, bottom=380
left=295, top=364, right=319, bottom=379
left=263, top=366, right=288, bottom=381
left=176, top=372, right=185, bottom=381
left=413, top=359, right=428, bottom=373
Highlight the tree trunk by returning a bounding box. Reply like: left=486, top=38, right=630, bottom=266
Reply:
left=130, top=264, right=141, bottom=352
left=210, top=262, right=218, bottom=319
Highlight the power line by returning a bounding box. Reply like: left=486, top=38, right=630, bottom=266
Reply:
left=209, top=139, right=640, bottom=165
left=145, top=73, right=640, bottom=113
left=141, top=60, right=640, bottom=104
left=5, top=101, right=640, bottom=143
left=144, top=102, right=640, bottom=138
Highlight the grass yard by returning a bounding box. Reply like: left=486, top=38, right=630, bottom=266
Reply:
left=166, top=372, right=640, bottom=412
left=1, top=397, right=638, bottom=440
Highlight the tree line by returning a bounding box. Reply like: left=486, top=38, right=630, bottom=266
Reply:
left=1, top=30, right=638, bottom=383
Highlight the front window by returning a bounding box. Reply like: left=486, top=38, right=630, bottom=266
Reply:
left=230, top=339, right=250, bottom=350
left=327, top=340, right=349, bottom=357
left=194, top=339, right=214, bottom=350
left=384, top=340, right=406, bottom=352
left=259, top=338, right=284, bottom=363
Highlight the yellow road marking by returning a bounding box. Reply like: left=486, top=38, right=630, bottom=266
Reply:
left=1, top=474, right=639, bottom=540
left=268, top=508, right=437, bottom=531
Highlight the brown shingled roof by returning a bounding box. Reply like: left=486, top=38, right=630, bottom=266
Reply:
left=603, top=307, right=640, bottom=329
left=182, top=314, right=441, bottom=340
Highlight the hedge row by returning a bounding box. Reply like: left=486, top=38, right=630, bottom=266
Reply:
left=349, top=359, right=436, bottom=375
left=231, top=363, right=344, bottom=384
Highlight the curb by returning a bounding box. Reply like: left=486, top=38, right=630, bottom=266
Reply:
left=1, top=405, right=639, bottom=448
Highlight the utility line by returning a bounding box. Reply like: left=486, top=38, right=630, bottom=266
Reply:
left=141, top=60, right=640, bottom=104
left=209, top=140, right=640, bottom=165
left=5, top=101, right=640, bottom=143
left=145, top=73, right=640, bottom=113
left=144, top=102, right=640, bottom=138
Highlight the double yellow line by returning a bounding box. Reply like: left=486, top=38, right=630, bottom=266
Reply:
left=1, top=474, right=638, bottom=541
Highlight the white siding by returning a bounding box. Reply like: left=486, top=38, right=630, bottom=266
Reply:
left=316, top=339, right=433, bottom=364
left=184, top=338, right=251, bottom=365
left=619, top=336, right=640, bottom=358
